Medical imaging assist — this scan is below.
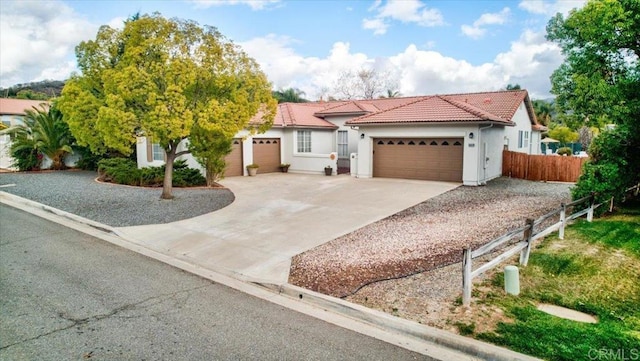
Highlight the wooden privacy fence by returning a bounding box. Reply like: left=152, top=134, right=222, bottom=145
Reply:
left=462, top=183, right=640, bottom=306
left=502, top=150, right=588, bottom=182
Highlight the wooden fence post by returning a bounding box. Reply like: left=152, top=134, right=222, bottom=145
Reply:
left=587, top=192, right=595, bottom=222
left=559, top=203, right=566, bottom=240
left=519, top=218, right=535, bottom=266
left=462, top=248, right=472, bottom=306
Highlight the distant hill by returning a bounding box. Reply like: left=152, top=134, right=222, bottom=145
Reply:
left=0, top=80, right=66, bottom=99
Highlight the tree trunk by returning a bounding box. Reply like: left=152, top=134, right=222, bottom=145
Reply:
left=205, top=163, right=216, bottom=187
left=161, top=146, right=176, bottom=200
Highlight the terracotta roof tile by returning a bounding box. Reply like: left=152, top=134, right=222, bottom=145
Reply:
left=0, top=98, right=49, bottom=115
left=273, top=102, right=338, bottom=129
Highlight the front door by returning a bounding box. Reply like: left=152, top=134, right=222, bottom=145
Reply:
left=337, top=130, right=350, bottom=174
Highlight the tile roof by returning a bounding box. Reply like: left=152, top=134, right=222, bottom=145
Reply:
left=346, top=90, right=542, bottom=127
left=0, top=98, right=49, bottom=115
left=252, top=90, right=544, bottom=130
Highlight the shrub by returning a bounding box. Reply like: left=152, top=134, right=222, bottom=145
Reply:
left=97, top=158, right=141, bottom=185
left=556, top=147, right=573, bottom=156
left=74, top=146, right=103, bottom=171
left=97, top=158, right=205, bottom=187
left=11, top=146, right=41, bottom=171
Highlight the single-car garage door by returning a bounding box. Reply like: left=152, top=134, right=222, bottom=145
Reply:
left=224, top=139, right=243, bottom=177
left=252, top=138, right=281, bottom=173
left=373, top=138, right=463, bottom=182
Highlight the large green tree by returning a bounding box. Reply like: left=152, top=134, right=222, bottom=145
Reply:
left=547, top=0, right=640, bottom=202
left=272, top=88, right=308, bottom=103
left=59, top=14, right=276, bottom=199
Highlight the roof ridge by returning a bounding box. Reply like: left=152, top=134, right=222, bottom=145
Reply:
left=350, top=96, right=432, bottom=122
left=285, top=103, right=295, bottom=126
left=438, top=89, right=527, bottom=98
left=439, top=96, right=505, bottom=122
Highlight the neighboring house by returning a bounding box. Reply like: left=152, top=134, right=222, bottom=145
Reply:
left=137, top=89, right=546, bottom=186
left=0, top=98, right=49, bottom=170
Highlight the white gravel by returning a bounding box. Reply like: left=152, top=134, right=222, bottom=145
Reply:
left=290, top=177, right=572, bottom=298
left=0, top=171, right=234, bottom=227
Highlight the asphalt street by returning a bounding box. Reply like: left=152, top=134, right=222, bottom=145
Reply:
left=0, top=204, right=425, bottom=360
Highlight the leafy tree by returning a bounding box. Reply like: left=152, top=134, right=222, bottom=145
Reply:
left=58, top=14, right=276, bottom=199
left=532, top=99, right=554, bottom=126
left=16, top=89, right=50, bottom=100
left=189, top=127, right=233, bottom=186
left=333, top=68, right=397, bottom=100
left=1, top=103, right=73, bottom=170
left=379, top=89, right=401, bottom=98
left=505, top=84, right=521, bottom=90
left=548, top=126, right=579, bottom=146
left=547, top=0, right=640, bottom=203
left=272, top=88, right=308, bottom=103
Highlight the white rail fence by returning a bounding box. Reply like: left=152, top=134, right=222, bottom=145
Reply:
left=462, top=183, right=640, bottom=306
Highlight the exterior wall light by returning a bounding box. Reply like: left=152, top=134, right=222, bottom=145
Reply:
left=361, top=133, right=365, bottom=139
left=469, top=132, right=474, bottom=139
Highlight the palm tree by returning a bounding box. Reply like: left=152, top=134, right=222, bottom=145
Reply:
left=380, top=89, right=401, bottom=98
left=273, top=88, right=308, bottom=103
left=2, top=104, right=73, bottom=170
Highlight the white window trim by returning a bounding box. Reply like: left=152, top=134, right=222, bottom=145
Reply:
left=152, top=143, right=164, bottom=161
left=337, top=130, right=348, bottom=158
left=297, top=130, right=311, bottom=153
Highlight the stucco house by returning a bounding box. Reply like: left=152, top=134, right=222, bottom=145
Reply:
left=137, top=89, right=545, bottom=186
left=0, top=98, right=49, bottom=170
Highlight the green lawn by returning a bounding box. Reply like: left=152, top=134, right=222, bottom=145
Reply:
left=460, top=200, right=640, bottom=361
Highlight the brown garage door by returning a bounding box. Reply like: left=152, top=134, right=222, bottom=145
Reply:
left=252, top=138, right=281, bottom=173
left=373, top=138, right=463, bottom=182
left=224, top=139, right=243, bottom=177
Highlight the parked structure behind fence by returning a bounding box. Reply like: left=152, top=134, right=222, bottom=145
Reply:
left=502, top=150, right=588, bottom=182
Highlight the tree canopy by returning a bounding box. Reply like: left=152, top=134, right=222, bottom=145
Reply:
left=333, top=68, right=397, bottom=100
left=547, top=0, right=640, bottom=203
left=272, top=88, right=308, bottom=103
left=59, top=13, right=276, bottom=199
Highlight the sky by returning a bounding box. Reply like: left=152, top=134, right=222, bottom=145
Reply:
left=0, top=0, right=586, bottom=100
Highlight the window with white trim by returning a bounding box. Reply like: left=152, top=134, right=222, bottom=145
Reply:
left=152, top=143, right=164, bottom=161
left=337, top=130, right=348, bottom=157
left=297, top=130, right=311, bottom=153
left=524, top=131, right=529, bottom=148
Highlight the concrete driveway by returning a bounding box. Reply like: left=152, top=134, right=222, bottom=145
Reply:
left=115, top=174, right=458, bottom=284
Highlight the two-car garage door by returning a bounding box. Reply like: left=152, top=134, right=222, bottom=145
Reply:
left=373, top=138, right=463, bottom=182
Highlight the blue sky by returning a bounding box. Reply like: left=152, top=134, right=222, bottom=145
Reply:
left=0, top=0, right=586, bottom=99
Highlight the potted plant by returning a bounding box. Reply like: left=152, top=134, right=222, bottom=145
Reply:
left=324, top=165, right=333, bottom=176
left=279, top=163, right=290, bottom=173
left=246, top=163, right=259, bottom=176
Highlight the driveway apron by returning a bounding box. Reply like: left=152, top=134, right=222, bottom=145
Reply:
left=115, top=174, right=459, bottom=283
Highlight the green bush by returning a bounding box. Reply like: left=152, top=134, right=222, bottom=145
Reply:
left=556, top=147, right=573, bottom=156
left=74, top=146, right=103, bottom=171
left=97, top=158, right=205, bottom=187
left=97, top=158, right=141, bottom=185
left=11, top=146, right=41, bottom=171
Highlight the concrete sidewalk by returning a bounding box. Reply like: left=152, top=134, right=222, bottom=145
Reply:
left=114, top=173, right=458, bottom=283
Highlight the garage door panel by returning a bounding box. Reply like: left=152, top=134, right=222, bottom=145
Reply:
left=224, top=139, right=243, bottom=177
left=373, top=138, right=463, bottom=182
left=252, top=138, right=281, bottom=173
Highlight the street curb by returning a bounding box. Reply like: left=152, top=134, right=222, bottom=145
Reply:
left=1, top=191, right=540, bottom=361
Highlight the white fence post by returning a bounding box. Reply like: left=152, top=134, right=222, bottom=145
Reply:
left=587, top=193, right=595, bottom=222
left=462, top=248, right=472, bottom=306
left=519, top=218, right=535, bottom=266
left=559, top=203, right=566, bottom=240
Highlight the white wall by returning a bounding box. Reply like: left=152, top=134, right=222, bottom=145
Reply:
left=136, top=137, right=166, bottom=168
left=0, top=135, right=14, bottom=170
left=504, top=102, right=534, bottom=154
left=354, top=124, right=510, bottom=186
left=289, top=128, right=337, bottom=174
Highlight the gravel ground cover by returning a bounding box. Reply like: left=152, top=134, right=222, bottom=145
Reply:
left=289, top=177, right=572, bottom=299
left=0, top=171, right=234, bottom=227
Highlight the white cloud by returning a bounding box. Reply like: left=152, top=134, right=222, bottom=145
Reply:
left=518, top=0, right=586, bottom=16
left=0, top=0, right=98, bottom=88
left=461, top=7, right=510, bottom=40
left=239, top=28, right=563, bottom=100
left=363, top=0, right=445, bottom=35
left=188, top=0, right=280, bottom=10
left=362, top=18, right=388, bottom=35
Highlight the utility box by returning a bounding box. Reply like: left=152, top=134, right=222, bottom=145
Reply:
left=504, top=265, right=520, bottom=296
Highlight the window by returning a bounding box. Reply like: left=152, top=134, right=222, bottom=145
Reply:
left=337, top=131, right=348, bottom=157
left=297, top=130, right=311, bottom=153
left=152, top=143, right=164, bottom=161
left=518, top=131, right=530, bottom=149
